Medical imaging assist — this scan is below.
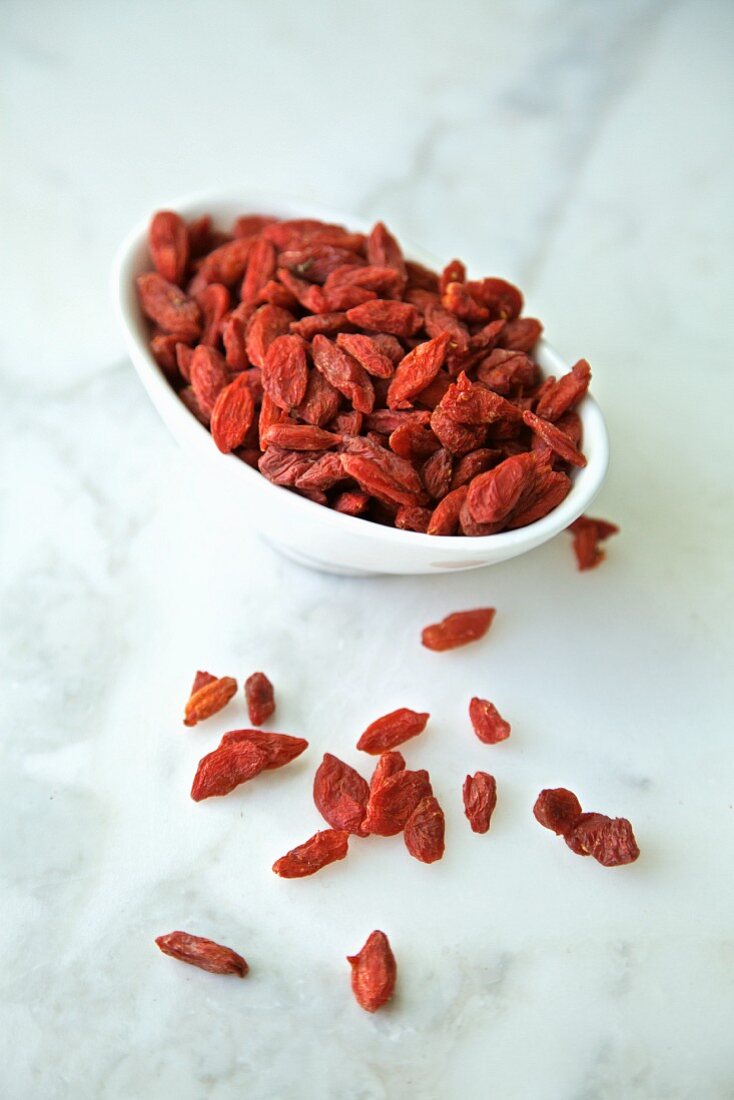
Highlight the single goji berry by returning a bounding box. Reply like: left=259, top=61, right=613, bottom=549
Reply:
left=155, top=931, right=248, bottom=977
left=137, top=273, right=201, bottom=341
left=427, top=484, right=469, bottom=535
left=261, top=423, right=341, bottom=451
left=149, top=211, right=189, bottom=286
left=469, top=697, right=511, bottom=744
left=362, top=768, right=433, bottom=836
left=357, top=708, right=430, bottom=754
left=345, top=300, right=421, bottom=338
left=404, top=795, right=445, bottom=863
left=568, top=515, right=620, bottom=570
left=243, top=671, right=275, bottom=726
left=210, top=373, right=256, bottom=453
left=565, top=813, right=640, bottom=866
left=184, top=675, right=238, bottom=726
left=336, top=333, right=395, bottom=379
left=313, top=753, right=370, bottom=835
left=421, top=608, right=495, bottom=651
left=245, top=305, right=295, bottom=369
left=463, top=772, right=497, bottom=833
left=533, top=788, right=583, bottom=835
left=369, top=751, right=406, bottom=791
left=190, top=345, right=230, bottom=417
left=272, top=828, right=350, bottom=877
left=190, top=740, right=268, bottom=800
left=347, top=930, right=397, bottom=1012
left=220, top=728, right=307, bottom=768
left=261, top=334, right=309, bottom=411
left=311, top=334, right=375, bottom=414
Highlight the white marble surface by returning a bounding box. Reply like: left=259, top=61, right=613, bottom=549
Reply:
left=2, top=2, right=733, bottom=1097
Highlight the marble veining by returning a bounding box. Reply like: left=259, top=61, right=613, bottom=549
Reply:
left=2, top=1, right=733, bottom=1097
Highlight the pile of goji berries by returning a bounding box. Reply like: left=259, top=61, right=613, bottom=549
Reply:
left=156, top=607, right=637, bottom=1011
left=138, top=210, right=595, bottom=537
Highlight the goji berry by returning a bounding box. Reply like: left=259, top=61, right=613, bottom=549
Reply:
left=210, top=374, right=256, bottom=453
left=362, top=768, right=433, bottom=836
left=421, top=608, right=495, bottom=651
left=243, top=671, right=275, bottom=726
left=137, top=273, right=201, bottom=341
left=404, top=796, right=445, bottom=863
left=357, top=708, right=430, bottom=754
left=463, top=772, right=497, bottom=833
left=313, top=753, right=370, bottom=835
left=191, top=740, right=268, bottom=800
left=184, top=675, right=237, bottom=726
left=347, top=930, right=396, bottom=1012
left=149, top=211, right=189, bottom=286
left=469, top=697, right=511, bottom=744
left=272, top=829, right=349, bottom=877
left=533, top=788, right=582, bottom=835
left=155, top=931, right=248, bottom=977
left=220, top=728, right=307, bottom=768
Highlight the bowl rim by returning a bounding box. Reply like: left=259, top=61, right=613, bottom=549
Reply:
left=112, top=187, right=609, bottom=552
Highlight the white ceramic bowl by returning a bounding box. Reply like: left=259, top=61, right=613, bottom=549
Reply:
left=112, top=190, right=609, bottom=575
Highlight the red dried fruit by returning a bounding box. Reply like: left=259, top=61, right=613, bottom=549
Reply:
left=325, top=264, right=403, bottom=300
left=188, top=215, right=215, bottom=258
left=330, top=409, right=363, bottom=435
left=421, top=447, right=453, bottom=499
left=336, top=333, right=395, bottom=379
left=155, top=931, right=248, bottom=977
left=533, top=788, right=583, bottom=836
left=346, top=300, right=421, bottom=338
left=341, top=454, right=422, bottom=508
left=469, top=697, right=511, bottom=744
left=357, top=708, right=429, bottom=754
left=565, top=813, right=640, bottom=866
left=272, top=828, right=349, bottom=878
left=440, top=372, right=522, bottom=427
left=262, top=334, right=309, bottom=410
left=535, top=359, right=591, bottom=421
left=439, top=259, right=466, bottom=295
left=290, top=369, right=341, bottom=427
left=522, top=410, right=587, bottom=468
left=450, top=448, right=501, bottom=490
left=404, top=796, right=445, bottom=863
left=184, top=675, right=238, bottom=726
left=222, top=314, right=249, bottom=371
left=395, top=505, right=432, bottom=532
left=363, top=768, right=433, bottom=836
left=442, top=281, right=489, bottom=324
left=196, top=237, right=253, bottom=286
left=421, top=608, right=495, bottom=651
left=262, top=423, right=340, bottom=451
left=498, top=317, right=543, bottom=352
left=477, top=349, right=537, bottom=395
left=137, top=273, right=201, bottom=341
left=191, top=740, right=268, bottom=800
left=369, top=751, right=406, bottom=790
left=347, top=930, right=396, bottom=1013
left=238, top=238, right=274, bottom=305
left=427, top=484, right=469, bottom=535
left=234, top=214, right=278, bottom=239
left=467, top=277, right=523, bottom=320
left=149, top=211, right=189, bottom=286
left=311, top=334, right=375, bottom=414
left=295, top=451, right=345, bottom=491
left=150, top=333, right=182, bottom=377
left=464, top=452, right=537, bottom=525
left=290, top=312, right=351, bottom=339
left=387, top=333, right=452, bottom=409
left=220, top=728, right=307, bottom=769
left=389, top=423, right=440, bottom=463
left=313, top=753, right=370, bottom=835
left=195, top=283, right=230, bottom=347
left=210, top=373, right=256, bottom=453
left=333, top=489, right=370, bottom=516
left=279, top=244, right=363, bottom=284
left=367, top=221, right=406, bottom=278
left=245, top=305, right=295, bottom=369
left=505, top=470, right=571, bottom=528
left=191, top=670, right=216, bottom=694
left=277, top=267, right=327, bottom=312
left=430, top=404, right=487, bottom=456
left=568, top=515, right=620, bottom=570
left=243, top=672, right=275, bottom=726
left=258, top=445, right=314, bottom=486
left=463, top=772, right=497, bottom=834
left=190, top=346, right=229, bottom=417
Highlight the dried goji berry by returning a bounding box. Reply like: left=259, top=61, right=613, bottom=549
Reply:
left=279, top=244, right=363, bottom=284
left=450, top=448, right=501, bottom=490
left=184, top=675, right=238, bottom=726
left=272, top=828, right=349, bottom=878
left=387, top=333, right=452, bottom=409
left=190, top=345, right=230, bottom=417
left=464, top=452, right=537, bottom=525
left=522, top=410, right=587, bottom=468
left=245, top=305, right=295, bottom=369
left=187, top=215, right=215, bottom=258
left=191, top=740, right=268, bottom=800
left=149, top=211, right=189, bottom=286
left=234, top=214, right=278, bottom=239
left=438, top=259, right=466, bottom=295
left=395, top=505, right=432, bottom=532
left=346, top=300, right=421, bottom=338
left=336, top=333, right=395, bottom=379
left=313, top=753, right=370, bottom=835
left=155, top=931, right=248, bottom=977
left=369, top=751, right=406, bottom=790
left=262, top=423, right=340, bottom=451
left=367, top=221, right=406, bottom=278
left=137, top=273, right=201, bottom=341
left=565, top=813, right=640, bottom=866
left=196, top=237, right=253, bottom=286
left=347, top=930, right=396, bottom=1013
left=333, top=489, right=370, bottom=516
left=568, top=515, right=620, bottom=570
left=404, top=796, right=445, bottom=863
left=325, top=264, right=403, bottom=300
left=150, top=333, right=182, bottom=377
left=195, top=283, right=230, bottom=347
left=442, top=281, right=489, bottom=324
left=498, top=317, right=542, bottom=352
left=311, top=334, right=375, bottom=414
left=362, top=768, right=433, bottom=836
left=463, top=772, right=497, bottom=834
left=357, top=708, right=429, bottom=754
left=241, top=237, right=277, bottom=306
left=421, top=608, right=495, bottom=651
left=290, top=312, right=351, bottom=339
left=258, top=445, right=315, bottom=486
left=260, top=334, right=309, bottom=410
left=535, top=359, right=591, bottom=421
left=210, top=373, right=256, bottom=453
left=220, top=728, right=307, bottom=768
left=243, top=671, right=275, bottom=726
left=421, top=447, right=453, bottom=499
left=468, top=277, right=523, bottom=320
left=427, top=485, right=469, bottom=535
left=469, top=697, right=511, bottom=744
left=533, top=788, right=583, bottom=835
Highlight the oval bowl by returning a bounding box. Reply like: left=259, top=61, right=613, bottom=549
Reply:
left=112, top=189, right=609, bottom=575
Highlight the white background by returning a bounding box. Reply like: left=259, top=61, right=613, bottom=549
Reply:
left=1, top=2, right=733, bottom=1098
